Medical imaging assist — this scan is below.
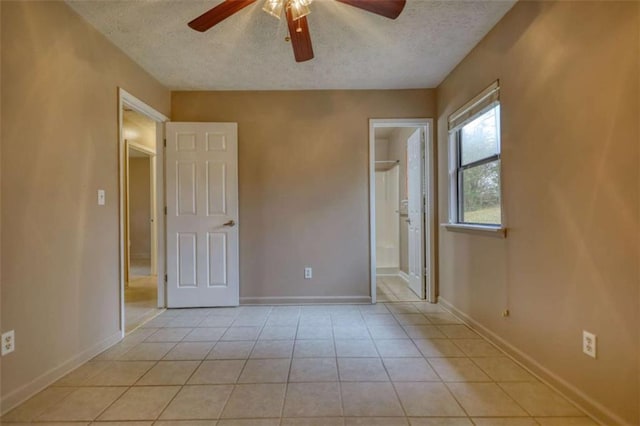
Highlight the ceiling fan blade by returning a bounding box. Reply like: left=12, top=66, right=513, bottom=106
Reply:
left=188, top=0, right=257, bottom=32
left=335, top=0, right=406, bottom=19
left=286, top=9, right=314, bottom=62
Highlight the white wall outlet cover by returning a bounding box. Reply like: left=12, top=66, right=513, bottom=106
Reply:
left=1, top=330, right=15, bottom=356
left=583, top=330, right=596, bottom=358
left=304, top=267, right=312, bottom=279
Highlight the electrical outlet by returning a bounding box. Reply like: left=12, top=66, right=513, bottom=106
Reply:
left=304, top=267, right=312, bottom=279
left=583, top=330, right=596, bottom=358
left=1, top=330, right=15, bottom=356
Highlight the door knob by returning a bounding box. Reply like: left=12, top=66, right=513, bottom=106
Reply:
left=223, top=220, right=236, bottom=227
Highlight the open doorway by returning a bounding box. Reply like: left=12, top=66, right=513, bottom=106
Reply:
left=123, top=110, right=159, bottom=331
left=369, top=119, right=436, bottom=303
left=118, top=89, right=168, bottom=335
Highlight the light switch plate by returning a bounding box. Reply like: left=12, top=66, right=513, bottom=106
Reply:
left=304, top=267, right=312, bottom=279
left=97, top=189, right=105, bottom=206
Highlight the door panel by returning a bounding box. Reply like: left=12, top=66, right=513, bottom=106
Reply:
left=207, top=162, right=227, bottom=215
left=166, top=122, right=239, bottom=307
left=208, top=232, right=227, bottom=286
left=177, top=162, right=197, bottom=215
left=177, top=233, right=197, bottom=287
left=407, top=129, right=425, bottom=299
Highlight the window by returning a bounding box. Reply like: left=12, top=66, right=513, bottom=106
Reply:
left=448, top=81, right=502, bottom=228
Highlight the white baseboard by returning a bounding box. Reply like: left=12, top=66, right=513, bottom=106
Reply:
left=0, top=331, right=122, bottom=416
left=240, top=296, right=372, bottom=305
left=398, top=270, right=409, bottom=282
left=376, top=267, right=399, bottom=276
left=438, top=297, right=620, bottom=426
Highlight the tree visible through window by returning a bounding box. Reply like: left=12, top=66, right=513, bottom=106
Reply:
left=456, top=104, right=501, bottom=225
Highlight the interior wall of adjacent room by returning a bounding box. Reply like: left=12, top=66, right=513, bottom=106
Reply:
left=129, top=157, right=151, bottom=261
left=1, top=0, right=170, bottom=410
left=375, top=138, right=390, bottom=161
left=436, top=1, right=639, bottom=423
left=124, top=111, right=157, bottom=151
left=172, top=90, right=436, bottom=300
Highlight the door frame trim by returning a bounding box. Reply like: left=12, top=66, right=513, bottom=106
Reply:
left=118, top=88, right=168, bottom=337
left=368, top=118, right=436, bottom=303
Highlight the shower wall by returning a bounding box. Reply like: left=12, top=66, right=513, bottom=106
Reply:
left=375, top=166, right=400, bottom=272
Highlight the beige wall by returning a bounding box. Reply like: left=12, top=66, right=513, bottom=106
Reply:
left=129, top=157, right=151, bottom=260
left=0, top=0, right=4, bottom=397
left=436, top=1, right=639, bottom=424
left=172, top=90, right=436, bottom=302
left=1, top=0, right=170, bottom=411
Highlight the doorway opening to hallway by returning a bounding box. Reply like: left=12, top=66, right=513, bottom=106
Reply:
left=118, top=89, right=169, bottom=334
left=369, top=119, right=436, bottom=303
left=124, top=133, right=158, bottom=332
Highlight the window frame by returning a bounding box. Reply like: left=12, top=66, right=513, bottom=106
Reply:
left=444, top=81, right=506, bottom=237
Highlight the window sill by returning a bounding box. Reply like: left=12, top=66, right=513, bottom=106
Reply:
left=441, top=223, right=507, bottom=238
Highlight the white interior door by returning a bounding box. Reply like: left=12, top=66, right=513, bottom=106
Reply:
left=407, top=129, right=425, bottom=298
left=165, top=122, right=239, bottom=307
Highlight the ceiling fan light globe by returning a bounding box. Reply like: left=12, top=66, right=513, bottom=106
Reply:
left=262, top=0, right=284, bottom=19
left=289, top=0, right=311, bottom=20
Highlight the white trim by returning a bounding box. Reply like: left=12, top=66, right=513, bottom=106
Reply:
left=128, top=140, right=156, bottom=156
left=240, top=296, right=372, bottom=305
left=154, top=123, right=166, bottom=307
left=150, top=154, right=158, bottom=276
left=119, top=88, right=168, bottom=122
left=118, top=88, right=168, bottom=335
left=369, top=126, right=377, bottom=304
left=438, top=297, right=618, bottom=426
left=423, top=126, right=437, bottom=303
left=441, top=223, right=506, bottom=238
left=448, top=80, right=500, bottom=131
left=398, top=270, right=410, bottom=283
left=369, top=118, right=436, bottom=304
left=0, top=331, right=122, bottom=416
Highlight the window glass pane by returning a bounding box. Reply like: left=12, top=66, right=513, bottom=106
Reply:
left=460, top=160, right=501, bottom=225
left=460, top=105, right=500, bottom=166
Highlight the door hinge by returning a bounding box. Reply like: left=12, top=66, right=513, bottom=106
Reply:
left=164, top=206, right=167, bottom=215
left=163, top=138, right=167, bottom=148
left=164, top=274, right=168, bottom=282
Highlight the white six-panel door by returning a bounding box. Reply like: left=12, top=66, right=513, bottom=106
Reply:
left=407, top=128, right=425, bottom=299
left=165, top=122, right=239, bottom=307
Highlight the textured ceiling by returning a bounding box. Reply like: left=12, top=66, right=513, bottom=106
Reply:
left=66, top=0, right=516, bottom=90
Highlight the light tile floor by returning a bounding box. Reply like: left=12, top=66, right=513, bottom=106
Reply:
left=2, top=302, right=597, bottom=426
left=377, top=276, right=421, bottom=302
left=125, top=259, right=160, bottom=332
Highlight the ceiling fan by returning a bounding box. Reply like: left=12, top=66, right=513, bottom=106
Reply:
left=188, top=0, right=407, bottom=62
